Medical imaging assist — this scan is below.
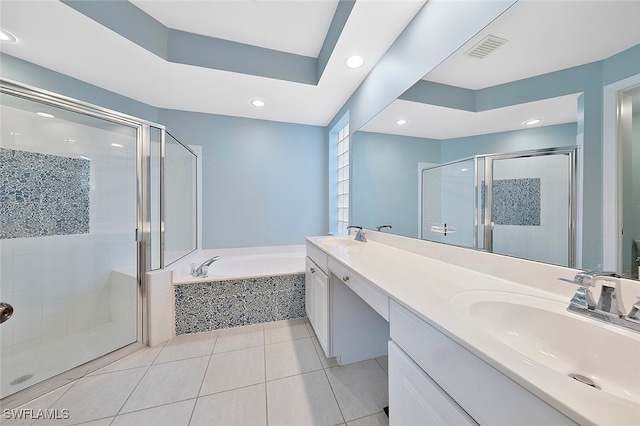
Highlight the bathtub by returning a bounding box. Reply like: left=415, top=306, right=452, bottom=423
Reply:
left=173, top=250, right=305, bottom=284
left=170, top=245, right=307, bottom=334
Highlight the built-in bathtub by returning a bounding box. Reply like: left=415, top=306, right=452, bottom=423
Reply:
left=170, top=246, right=306, bottom=335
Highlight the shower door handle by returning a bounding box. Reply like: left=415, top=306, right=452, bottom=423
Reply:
left=0, top=302, right=14, bottom=324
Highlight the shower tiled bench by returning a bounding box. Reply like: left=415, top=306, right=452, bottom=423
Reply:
left=174, top=273, right=305, bottom=334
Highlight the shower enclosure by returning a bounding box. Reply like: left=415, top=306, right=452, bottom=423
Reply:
left=0, top=80, right=197, bottom=403
left=420, top=147, right=577, bottom=267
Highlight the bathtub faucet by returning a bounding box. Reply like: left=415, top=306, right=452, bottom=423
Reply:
left=192, top=256, right=221, bottom=277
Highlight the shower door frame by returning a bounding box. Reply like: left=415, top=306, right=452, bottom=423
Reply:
left=419, top=146, right=578, bottom=267
left=0, top=78, right=160, bottom=407
left=479, top=146, right=578, bottom=268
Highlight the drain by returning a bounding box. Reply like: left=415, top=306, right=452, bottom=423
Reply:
left=569, top=373, right=600, bottom=389
left=10, top=374, right=33, bottom=386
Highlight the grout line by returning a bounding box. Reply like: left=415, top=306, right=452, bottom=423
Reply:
left=111, top=341, right=173, bottom=420
left=322, top=368, right=347, bottom=425
left=189, top=332, right=219, bottom=425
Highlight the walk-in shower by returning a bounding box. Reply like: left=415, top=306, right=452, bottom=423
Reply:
left=420, top=147, right=577, bottom=267
left=0, top=79, right=197, bottom=403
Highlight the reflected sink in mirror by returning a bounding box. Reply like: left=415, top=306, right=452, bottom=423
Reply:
left=319, top=237, right=360, bottom=247
left=450, top=291, right=640, bottom=404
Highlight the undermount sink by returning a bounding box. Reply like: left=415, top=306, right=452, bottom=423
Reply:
left=319, top=237, right=360, bottom=247
left=450, top=291, right=640, bottom=404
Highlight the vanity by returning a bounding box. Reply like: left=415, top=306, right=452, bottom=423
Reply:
left=305, top=231, right=640, bottom=426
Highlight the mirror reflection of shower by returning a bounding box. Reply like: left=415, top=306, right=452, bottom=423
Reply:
left=420, top=147, right=577, bottom=268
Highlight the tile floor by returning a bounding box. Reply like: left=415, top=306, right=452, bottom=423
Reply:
left=4, top=318, right=389, bottom=426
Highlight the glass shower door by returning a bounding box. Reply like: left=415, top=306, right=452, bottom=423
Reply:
left=487, top=152, right=574, bottom=267
left=421, top=158, right=476, bottom=248
left=0, top=92, right=139, bottom=398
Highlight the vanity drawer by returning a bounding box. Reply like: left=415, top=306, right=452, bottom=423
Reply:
left=306, top=241, right=329, bottom=274
left=328, top=257, right=389, bottom=321
left=389, top=300, right=576, bottom=426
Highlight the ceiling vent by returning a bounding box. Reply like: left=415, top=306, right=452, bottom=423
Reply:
left=465, top=35, right=508, bottom=59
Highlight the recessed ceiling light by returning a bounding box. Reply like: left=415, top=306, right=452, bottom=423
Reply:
left=395, top=119, right=408, bottom=126
left=36, top=112, right=54, bottom=118
left=346, top=55, right=364, bottom=69
left=523, top=118, right=541, bottom=126
left=0, top=29, right=18, bottom=43
left=111, top=143, right=124, bottom=148
left=250, top=99, right=265, bottom=107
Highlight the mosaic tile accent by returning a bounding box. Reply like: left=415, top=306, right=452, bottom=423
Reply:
left=0, top=148, right=90, bottom=239
left=481, top=178, right=541, bottom=226
left=174, top=273, right=306, bottom=335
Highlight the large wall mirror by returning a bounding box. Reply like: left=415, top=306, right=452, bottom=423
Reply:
left=352, top=1, right=640, bottom=278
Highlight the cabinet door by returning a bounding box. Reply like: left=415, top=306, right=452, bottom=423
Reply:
left=305, top=257, right=330, bottom=357
left=389, top=342, right=477, bottom=426
left=305, top=257, right=316, bottom=323
left=313, top=266, right=330, bottom=356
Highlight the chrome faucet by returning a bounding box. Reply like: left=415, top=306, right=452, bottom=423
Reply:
left=376, top=225, right=392, bottom=232
left=191, top=256, right=221, bottom=277
left=562, top=271, right=640, bottom=332
left=347, top=225, right=367, bottom=242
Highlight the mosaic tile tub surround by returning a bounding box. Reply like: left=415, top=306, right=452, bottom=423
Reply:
left=174, top=273, right=305, bottom=334
left=481, top=178, right=541, bottom=226
left=0, top=148, right=90, bottom=239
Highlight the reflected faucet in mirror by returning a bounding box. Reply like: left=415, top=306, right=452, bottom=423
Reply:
left=377, top=225, right=392, bottom=232
left=347, top=226, right=367, bottom=242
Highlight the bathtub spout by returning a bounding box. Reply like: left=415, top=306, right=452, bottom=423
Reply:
left=192, top=256, right=221, bottom=277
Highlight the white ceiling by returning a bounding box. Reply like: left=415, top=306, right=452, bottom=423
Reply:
left=130, top=0, right=339, bottom=57
left=0, top=0, right=427, bottom=126
left=362, top=0, right=640, bottom=139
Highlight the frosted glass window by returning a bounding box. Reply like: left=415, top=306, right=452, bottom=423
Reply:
left=337, top=123, right=349, bottom=235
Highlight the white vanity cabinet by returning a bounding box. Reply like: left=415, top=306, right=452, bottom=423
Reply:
left=389, top=300, right=577, bottom=426
left=305, top=256, right=330, bottom=356
left=389, top=341, right=477, bottom=426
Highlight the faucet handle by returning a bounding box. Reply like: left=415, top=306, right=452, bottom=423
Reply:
left=627, top=296, right=640, bottom=322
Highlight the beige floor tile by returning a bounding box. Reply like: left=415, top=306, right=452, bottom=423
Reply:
left=311, top=335, right=339, bottom=368
left=264, top=318, right=310, bottom=344
left=38, top=368, right=146, bottom=425
left=267, top=370, right=344, bottom=426
left=74, top=418, right=114, bottom=426
left=325, top=360, right=389, bottom=422
left=89, top=345, right=164, bottom=375
left=154, top=330, right=217, bottom=364
left=265, top=337, right=322, bottom=381
left=191, top=384, right=266, bottom=426
left=111, top=399, right=195, bottom=426
left=375, top=356, right=388, bottom=375
left=200, top=346, right=265, bottom=396
left=213, top=323, right=264, bottom=353
left=120, top=356, right=209, bottom=413
left=305, top=317, right=316, bottom=337
left=347, top=412, right=389, bottom=426
left=6, top=382, right=75, bottom=426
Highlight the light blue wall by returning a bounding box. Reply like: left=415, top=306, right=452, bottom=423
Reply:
left=351, top=131, right=440, bottom=238
left=441, top=122, right=578, bottom=163
left=158, top=109, right=327, bottom=248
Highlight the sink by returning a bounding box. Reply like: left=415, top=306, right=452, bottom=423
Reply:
left=450, top=291, right=640, bottom=404
left=319, top=237, right=360, bottom=247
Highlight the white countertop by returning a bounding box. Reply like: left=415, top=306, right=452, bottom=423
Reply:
left=306, top=235, right=640, bottom=426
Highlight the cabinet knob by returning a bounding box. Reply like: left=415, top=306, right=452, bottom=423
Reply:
left=342, top=275, right=349, bottom=282
left=310, top=267, right=316, bottom=274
